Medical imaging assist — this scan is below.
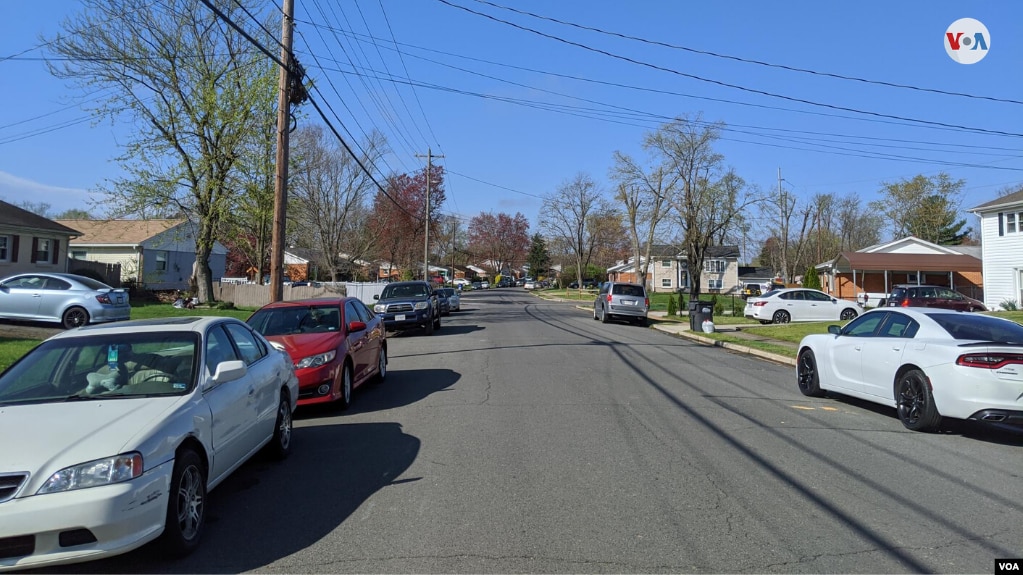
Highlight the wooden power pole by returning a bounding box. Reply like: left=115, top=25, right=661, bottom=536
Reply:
left=269, top=0, right=296, bottom=302
left=415, top=148, right=444, bottom=281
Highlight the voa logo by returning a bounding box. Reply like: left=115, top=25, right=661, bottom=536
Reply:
left=945, top=18, right=990, bottom=64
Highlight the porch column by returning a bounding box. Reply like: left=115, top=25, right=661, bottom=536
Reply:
left=949, top=270, right=954, bottom=290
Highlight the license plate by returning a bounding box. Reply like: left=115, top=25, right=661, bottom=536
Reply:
left=622, top=300, right=636, bottom=305
left=395, top=314, right=406, bottom=321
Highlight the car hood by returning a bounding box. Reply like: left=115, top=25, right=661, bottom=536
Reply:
left=266, top=332, right=342, bottom=359
left=0, top=397, right=187, bottom=476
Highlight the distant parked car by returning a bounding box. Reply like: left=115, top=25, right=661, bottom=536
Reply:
left=886, top=284, right=987, bottom=312
left=471, top=281, right=482, bottom=290
left=436, top=287, right=460, bottom=312
left=523, top=280, right=537, bottom=290
left=453, top=278, right=471, bottom=287
left=744, top=288, right=860, bottom=324
left=593, top=282, right=649, bottom=326
left=0, top=316, right=298, bottom=570
left=480, top=280, right=490, bottom=289
left=247, top=297, right=386, bottom=409
left=0, top=272, right=131, bottom=329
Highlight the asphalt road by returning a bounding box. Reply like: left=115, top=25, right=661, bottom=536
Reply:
left=40, top=288, right=1023, bottom=574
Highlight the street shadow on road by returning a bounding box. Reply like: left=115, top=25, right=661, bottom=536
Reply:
left=293, top=368, right=461, bottom=419
left=30, top=421, right=421, bottom=574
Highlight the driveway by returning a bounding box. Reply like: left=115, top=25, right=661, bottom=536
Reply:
left=0, top=320, right=61, bottom=340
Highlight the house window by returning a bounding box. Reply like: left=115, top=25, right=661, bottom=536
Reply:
left=661, top=278, right=672, bottom=288
left=0, top=236, right=8, bottom=262
left=34, top=239, right=51, bottom=263
left=154, top=251, right=168, bottom=271
left=71, top=249, right=87, bottom=260
left=703, top=259, right=726, bottom=273
left=708, top=278, right=723, bottom=290
left=661, top=260, right=671, bottom=268
left=1008, top=213, right=1018, bottom=235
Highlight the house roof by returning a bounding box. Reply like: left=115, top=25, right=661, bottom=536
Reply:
left=834, top=252, right=981, bottom=273
left=970, top=189, right=1023, bottom=213
left=0, top=200, right=81, bottom=236
left=645, top=244, right=741, bottom=259
left=53, top=219, right=184, bottom=244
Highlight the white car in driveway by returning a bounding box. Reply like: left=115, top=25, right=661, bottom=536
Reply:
left=744, top=288, right=860, bottom=324
left=796, top=307, right=1023, bottom=432
left=0, top=316, right=299, bottom=571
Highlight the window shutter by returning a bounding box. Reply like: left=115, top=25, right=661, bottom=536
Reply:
left=999, top=212, right=1004, bottom=236
left=10, top=235, right=18, bottom=262
left=30, top=238, right=38, bottom=263
left=52, top=239, right=60, bottom=264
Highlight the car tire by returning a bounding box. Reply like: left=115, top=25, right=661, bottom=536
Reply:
left=600, top=305, right=609, bottom=324
left=772, top=310, right=790, bottom=324
left=434, top=314, right=441, bottom=330
left=267, top=393, right=293, bottom=459
left=338, top=363, right=353, bottom=410
left=62, top=306, right=89, bottom=329
left=896, top=369, right=942, bottom=432
left=593, top=306, right=599, bottom=320
left=374, top=347, right=387, bottom=384
left=840, top=308, right=858, bottom=321
left=796, top=349, right=825, bottom=397
left=424, top=318, right=434, bottom=335
left=160, top=449, right=206, bottom=557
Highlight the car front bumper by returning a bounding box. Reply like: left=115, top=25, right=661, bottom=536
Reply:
left=0, top=459, right=173, bottom=571
left=381, top=311, right=431, bottom=330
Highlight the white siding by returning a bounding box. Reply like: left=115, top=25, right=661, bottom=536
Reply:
left=980, top=211, right=1023, bottom=309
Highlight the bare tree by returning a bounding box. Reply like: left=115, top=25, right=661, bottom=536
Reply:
left=610, top=149, right=676, bottom=288
left=290, top=126, right=386, bottom=280
left=47, top=0, right=279, bottom=302
left=650, top=116, right=759, bottom=300
left=539, top=173, right=606, bottom=289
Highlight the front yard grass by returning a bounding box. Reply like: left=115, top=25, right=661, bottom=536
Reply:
left=0, top=338, right=41, bottom=371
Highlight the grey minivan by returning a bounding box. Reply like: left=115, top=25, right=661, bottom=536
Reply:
left=593, top=282, right=649, bottom=326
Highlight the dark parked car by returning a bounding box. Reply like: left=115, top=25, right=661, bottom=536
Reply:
left=372, top=281, right=441, bottom=335
left=886, top=284, right=987, bottom=312
left=247, top=297, right=386, bottom=409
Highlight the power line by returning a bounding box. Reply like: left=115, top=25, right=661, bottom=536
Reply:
left=470, top=0, right=1023, bottom=106
left=435, top=0, right=1023, bottom=139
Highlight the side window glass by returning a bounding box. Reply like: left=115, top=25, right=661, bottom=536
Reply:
left=205, top=326, right=239, bottom=375
left=843, top=313, right=886, bottom=337
left=358, top=301, right=375, bottom=322
left=880, top=313, right=917, bottom=338
left=224, top=323, right=265, bottom=365
left=779, top=292, right=792, bottom=300
left=43, top=278, right=72, bottom=290
left=345, top=302, right=361, bottom=326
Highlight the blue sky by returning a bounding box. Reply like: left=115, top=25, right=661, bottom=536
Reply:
left=2, top=1, right=1021, bottom=240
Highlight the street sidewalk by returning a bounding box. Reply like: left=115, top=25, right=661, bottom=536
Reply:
left=644, top=311, right=796, bottom=366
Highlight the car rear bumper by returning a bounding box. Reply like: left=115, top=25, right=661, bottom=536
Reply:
left=607, top=305, right=647, bottom=318
left=0, top=460, right=173, bottom=571
left=90, top=306, right=132, bottom=323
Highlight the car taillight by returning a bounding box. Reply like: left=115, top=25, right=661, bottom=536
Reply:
left=753, top=301, right=767, bottom=307
left=900, top=299, right=910, bottom=307
left=606, top=294, right=612, bottom=302
left=645, top=298, right=650, bottom=307
left=95, top=294, right=112, bottom=304
left=956, top=353, right=1023, bottom=369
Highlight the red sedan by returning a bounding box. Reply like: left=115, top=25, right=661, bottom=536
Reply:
left=247, top=297, right=387, bottom=409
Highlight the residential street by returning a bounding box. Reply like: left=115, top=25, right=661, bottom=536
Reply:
left=46, top=288, right=1023, bottom=574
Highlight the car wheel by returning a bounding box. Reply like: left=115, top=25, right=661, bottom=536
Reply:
left=796, top=349, right=825, bottom=397
left=160, top=449, right=206, bottom=557
left=593, top=305, right=599, bottom=320
left=600, top=305, right=609, bottom=324
left=772, top=310, right=790, bottom=324
left=896, top=369, right=942, bottom=432
left=338, top=363, right=353, bottom=410
left=62, top=306, right=89, bottom=329
left=434, top=314, right=441, bottom=330
left=267, top=393, right=293, bottom=459
left=424, top=317, right=434, bottom=335
left=840, top=308, right=858, bottom=321
left=374, top=347, right=387, bottom=384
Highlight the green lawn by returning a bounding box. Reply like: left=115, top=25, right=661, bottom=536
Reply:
left=0, top=338, right=41, bottom=371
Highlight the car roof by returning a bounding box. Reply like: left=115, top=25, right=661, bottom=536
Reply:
left=256, top=297, right=348, bottom=309
left=46, top=316, right=237, bottom=341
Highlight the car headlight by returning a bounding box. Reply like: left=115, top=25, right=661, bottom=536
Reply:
left=373, top=304, right=385, bottom=313
left=37, top=452, right=143, bottom=494
left=413, top=301, right=429, bottom=310
left=295, top=350, right=337, bottom=369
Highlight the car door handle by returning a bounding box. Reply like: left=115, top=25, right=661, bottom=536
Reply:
left=854, top=346, right=861, bottom=351
left=248, top=387, right=255, bottom=396
left=891, top=346, right=902, bottom=352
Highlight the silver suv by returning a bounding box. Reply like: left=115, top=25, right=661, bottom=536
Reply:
left=593, top=282, right=649, bottom=326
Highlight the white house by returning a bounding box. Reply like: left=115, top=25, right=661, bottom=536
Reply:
left=969, top=190, right=1023, bottom=310
left=607, top=244, right=742, bottom=294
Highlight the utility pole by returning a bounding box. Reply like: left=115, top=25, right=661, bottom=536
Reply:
left=269, top=0, right=296, bottom=302
left=415, top=148, right=444, bottom=282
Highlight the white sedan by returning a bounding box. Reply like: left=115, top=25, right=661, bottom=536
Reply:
left=796, top=307, right=1023, bottom=432
left=0, top=316, right=299, bottom=571
left=744, top=288, right=860, bottom=324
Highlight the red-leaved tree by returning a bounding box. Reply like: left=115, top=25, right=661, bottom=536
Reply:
left=468, top=211, right=530, bottom=275
left=370, top=165, right=446, bottom=279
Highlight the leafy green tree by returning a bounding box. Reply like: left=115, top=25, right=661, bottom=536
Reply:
left=526, top=233, right=551, bottom=278
left=870, top=173, right=970, bottom=244
left=802, top=265, right=821, bottom=289
left=48, top=0, right=280, bottom=302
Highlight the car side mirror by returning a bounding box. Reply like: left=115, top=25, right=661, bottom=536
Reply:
left=373, top=294, right=379, bottom=300
left=828, top=325, right=842, bottom=335
left=211, top=360, right=247, bottom=384
left=348, top=320, right=366, bottom=333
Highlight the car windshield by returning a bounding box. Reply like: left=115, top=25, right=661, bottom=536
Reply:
left=249, top=305, right=341, bottom=335
left=929, top=314, right=1023, bottom=342
left=0, top=333, right=199, bottom=405
left=381, top=284, right=428, bottom=298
